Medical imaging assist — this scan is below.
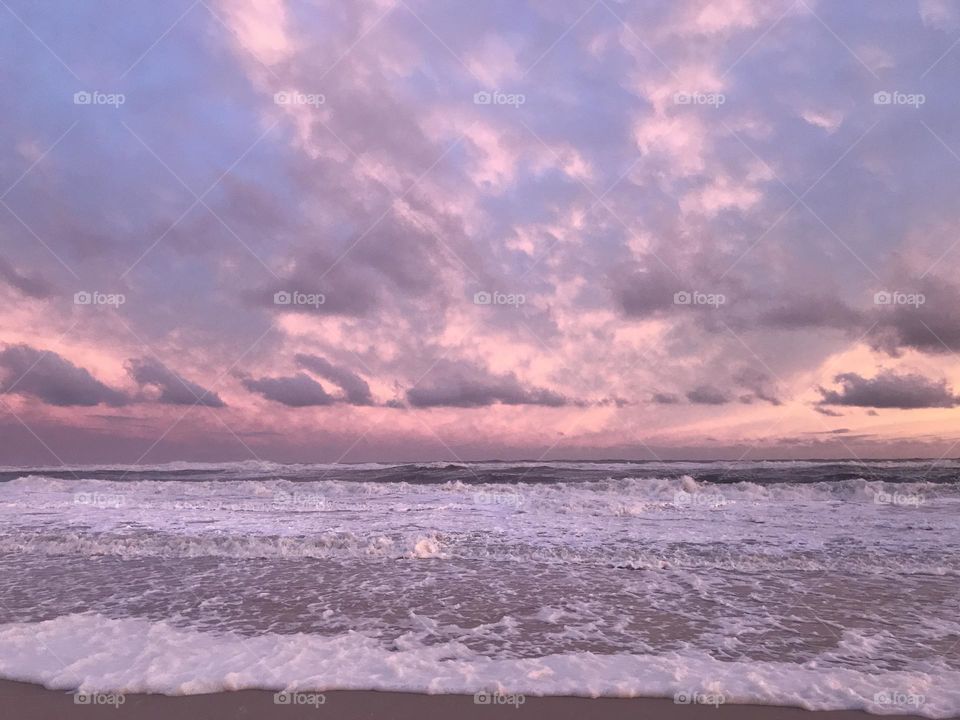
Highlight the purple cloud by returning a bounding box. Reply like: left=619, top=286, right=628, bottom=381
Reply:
left=686, top=385, right=730, bottom=406
left=126, top=358, right=226, bottom=408
left=818, top=371, right=960, bottom=409
left=407, top=360, right=569, bottom=408
left=0, top=344, right=127, bottom=407
left=241, top=373, right=336, bottom=407
left=295, top=354, right=373, bottom=405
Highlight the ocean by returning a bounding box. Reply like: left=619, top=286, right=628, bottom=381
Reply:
left=0, top=460, right=957, bottom=716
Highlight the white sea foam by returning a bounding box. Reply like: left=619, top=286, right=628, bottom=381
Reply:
left=1, top=474, right=956, bottom=573
left=0, top=614, right=955, bottom=716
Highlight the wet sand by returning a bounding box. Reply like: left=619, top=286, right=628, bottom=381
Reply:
left=0, top=680, right=936, bottom=720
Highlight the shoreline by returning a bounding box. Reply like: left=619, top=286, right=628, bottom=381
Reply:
left=0, top=681, right=938, bottom=720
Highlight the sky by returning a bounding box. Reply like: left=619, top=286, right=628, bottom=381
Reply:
left=2, top=0, right=960, bottom=464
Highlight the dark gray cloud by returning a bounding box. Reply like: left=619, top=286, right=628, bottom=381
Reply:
left=814, top=406, right=844, bottom=417
left=295, top=354, right=373, bottom=405
left=651, top=392, right=681, bottom=404
left=818, top=371, right=960, bottom=409
left=241, top=373, right=336, bottom=407
left=0, top=344, right=127, bottom=406
left=759, top=295, right=863, bottom=331
left=733, top=367, right=781, bottom=406
left=868, top=276, right=960, bottom=355
left=686, top=385, right=730, bottom=405
left=612, top=266, right=680, bottom=318
left=0, top=256, right=53, bottom=299
left=126, top=358, right=225, bottom=408
left=593, top=396, right=631, bottom=408
left=407, top=360, right=569, bottom=408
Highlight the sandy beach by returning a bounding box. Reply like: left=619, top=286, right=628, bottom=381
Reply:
left=0, top=681, right=937, bottom=720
